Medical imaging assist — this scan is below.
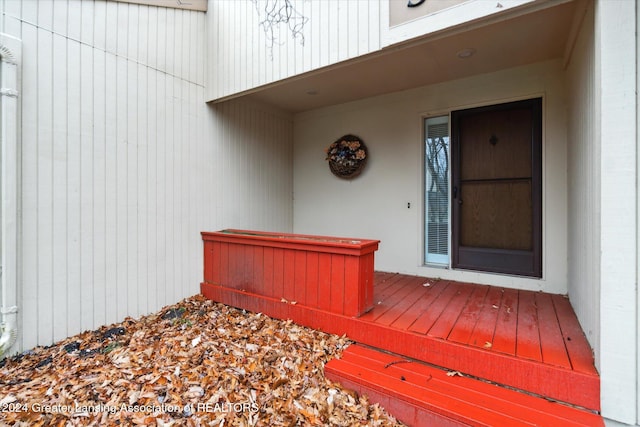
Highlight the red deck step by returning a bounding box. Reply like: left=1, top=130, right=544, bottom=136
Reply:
left=325, top=344, right=604, bottom=427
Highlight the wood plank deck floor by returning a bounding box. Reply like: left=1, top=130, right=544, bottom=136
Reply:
left=201, top=271, right=600, bottom=411
left=362, top=272, right=594, bottom=373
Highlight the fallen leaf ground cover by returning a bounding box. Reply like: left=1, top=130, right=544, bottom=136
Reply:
left=0, top=295, right=404, bottom=426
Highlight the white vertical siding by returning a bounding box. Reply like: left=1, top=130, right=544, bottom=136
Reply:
left=207, top=0, right=382, bottom=102
left=207, top=0, right=553, bottom=104
left=637, top=3, right=640, bottom=422
left=565, top=1, right=599, bottom=361
left=0, top=0, right=294, bottom=353
left=211, top=98, right=293, bottom=232
left=0, top=33, right=21, bottom=357
left=596, top=0, right=638, bottom=423
left=1, top=0, right=205, bottom=349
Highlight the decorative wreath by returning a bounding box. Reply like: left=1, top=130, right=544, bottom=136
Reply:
left=325, top=134, right=368, bottom=179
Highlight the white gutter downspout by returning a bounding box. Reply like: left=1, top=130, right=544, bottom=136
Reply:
left=0, top=306, right=18, bottom=358
left=0, top=34, right=21, bottom=359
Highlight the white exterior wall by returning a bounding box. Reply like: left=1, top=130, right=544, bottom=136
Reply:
left=293, top=60, right=568, bottom=294
left=206, top=0, right=539, bottom=103
left=596, top=0, right=638, bottom=423
left=637, top=2, right=640, bottom=422
left=210, top=98, right=293, bottom=231
left=565, top=1, right=640, bottom=424
left=1, top=0, right=636, bottom=422
left=0, top=0, right=293, bottom=352
left=207, top=0, right=382, bottom=102
left=566, top=0, right=599, bottom=360
left=0, top=32, right=21, bottom=355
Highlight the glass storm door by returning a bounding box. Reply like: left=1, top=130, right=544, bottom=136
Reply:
left=451, top=98, right=542, bottom=277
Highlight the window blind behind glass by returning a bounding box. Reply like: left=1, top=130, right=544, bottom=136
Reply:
left=425, top=118, right=450, bottom=264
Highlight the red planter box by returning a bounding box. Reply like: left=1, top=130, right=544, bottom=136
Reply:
left=201, top=229, right=380, bottom=317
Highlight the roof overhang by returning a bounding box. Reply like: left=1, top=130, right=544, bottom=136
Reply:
left=233, top=0, right=581, bottom=113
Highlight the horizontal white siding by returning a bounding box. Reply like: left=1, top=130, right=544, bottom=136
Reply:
left=207, top=0, right=382, bottom=101
left=0, top=0, right=294, bottom=352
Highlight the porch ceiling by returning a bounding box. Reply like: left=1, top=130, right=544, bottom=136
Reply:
left=242, top=0, right=578, bottom=113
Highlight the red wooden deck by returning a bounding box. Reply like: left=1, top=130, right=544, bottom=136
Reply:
left=201, top=271, right=600, bottom=412
left=325, top=344, right=604, bottom=426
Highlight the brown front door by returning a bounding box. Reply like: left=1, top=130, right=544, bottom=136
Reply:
left=451, top=98, right=542, bottom=277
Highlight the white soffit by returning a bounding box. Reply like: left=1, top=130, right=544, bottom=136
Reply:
left=241, top=0, right=577, bottom=113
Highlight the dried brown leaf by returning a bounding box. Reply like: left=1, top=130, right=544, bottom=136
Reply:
left=0, top=295, right=404, bottom=426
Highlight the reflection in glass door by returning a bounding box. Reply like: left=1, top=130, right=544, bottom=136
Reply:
left=424, top=116, right=450, bottom=265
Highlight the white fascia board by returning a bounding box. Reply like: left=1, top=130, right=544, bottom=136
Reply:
left=112, top=0, right=207, bottom=12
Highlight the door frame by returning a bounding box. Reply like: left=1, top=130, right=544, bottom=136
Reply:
left=450, top=98, right=543, bottom=278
